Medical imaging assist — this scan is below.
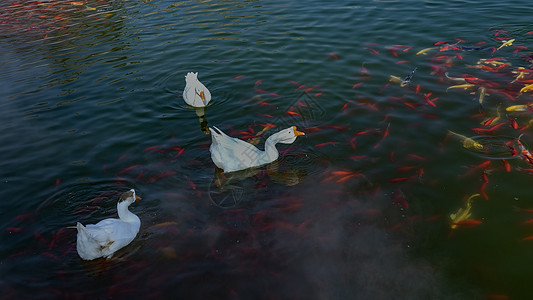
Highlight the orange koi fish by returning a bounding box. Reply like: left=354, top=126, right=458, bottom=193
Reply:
left=287, top=111, right=302, bottom=117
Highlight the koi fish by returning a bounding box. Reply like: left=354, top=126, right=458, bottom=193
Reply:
left=476, top=86, right=486, bottom=106
left=511, top=67, right=528, bottom=83
left=516, top=135, right=533, bottom=165
left=459, top=45, right=483, bottom=51
left=446, top=84, right=476, bottom=91
left=416, top=47, right=437, bottom=55
left=401, top=67, right=417, bottom=87
left=452, top=220, right=483, bottom=227
left=389, top=75, right=403, bottom=84
left=501, top=159, right=511, bottom=172
left=119, top=164, right=141, bottom=174
left=496, top=38, right=515, bottom=50
left=389, top=67, right=417, bottom=87
left=509, top=118, right=519, bottom=129
left=520, top=83, right=533, bottom=93
left=481, top=105, right=501, bottom=126
left=450, top=194, right=481, bottom=229
left=287, top=111, right=302, bottom=117
left=315, top=142, right=338, bottom=147
left=444, top=72, right=468, bottom=83
left=477, top=58, right=508, bottom=67
left=506, top=104, right=532, bottom=112
left=448, top=130, right=483, bottom=150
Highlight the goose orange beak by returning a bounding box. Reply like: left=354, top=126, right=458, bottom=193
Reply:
left=292, top=126, right=305, bottom=136
left=199, top=91, right=206, bottom=103
left=135, top=195, right=141, bottom=201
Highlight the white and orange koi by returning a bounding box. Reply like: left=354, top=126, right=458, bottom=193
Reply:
left=516, top=135, right=533, bottom=165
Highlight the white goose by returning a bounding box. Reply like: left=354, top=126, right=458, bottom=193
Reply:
left=183, top=72, right=211, bottom=107
left=76, top=189, right=141, bottom=260
left=209, top=126, right=305, bottom=173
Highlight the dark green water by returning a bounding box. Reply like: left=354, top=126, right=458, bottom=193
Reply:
left=1, top=0, right=533, bottom=298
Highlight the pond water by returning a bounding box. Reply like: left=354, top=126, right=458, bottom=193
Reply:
left=1, top=0, right=533, bottom=298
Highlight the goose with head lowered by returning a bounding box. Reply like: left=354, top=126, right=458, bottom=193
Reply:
left=209, top=125, right=305, bottom=173
left=76, top=189, right=141, bottom=260
left=183, top=72, right=211, bottom=107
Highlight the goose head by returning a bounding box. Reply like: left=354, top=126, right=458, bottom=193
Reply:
left=184, top=72, right=198, bottom=84
left=119, top=189, right=141, bottom=205
left=272, top=126, right=305, bottom=144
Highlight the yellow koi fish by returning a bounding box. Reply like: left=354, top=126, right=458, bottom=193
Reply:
left=389, top=75, right=403, bottom=84
left=512, top=67, right=527, bottom=83
left=450, top=194, right=481, bottom=229
left=496, top=38, right=515, bottom=50
left=477, top=58, right=508, bottom=67
left=416, top=47, right=437, bottom=55
left=506, top=104, right=532, bottom=112
left=520, top=84, right=533, bottom=94
left=448, top=130, right=483, bottom=150
left=446, top=84, right=476, bottom=92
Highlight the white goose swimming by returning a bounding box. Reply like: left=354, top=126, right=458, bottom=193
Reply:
left=183, top=72, right=211, bottom=107
left=76, top=189, right=141, bottom=260
left=209, top=125, right=305, bottom=173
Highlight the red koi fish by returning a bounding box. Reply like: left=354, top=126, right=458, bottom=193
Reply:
left=146, top=171, right=176, bottom=184
left=480, top=182, right=488, bottom=200
left=408, top=154, right=427, bottom=160
left=315, top=142, right=338, bottom=147
left=452, top=220, right=482, bottom=227
left=392, top=189, right=408, bottom=209
left=501, top=159, right=511, bottom=172
left=354, top=129, right=377, bottom=136
left=521, top=219, right=533, bottom=225
left=389, top=177, right=411, bottom=183
left=119, top=164, right=141, bottom=174
left=143, top=145, right=161, bottom=152
left=352, top=82, right=363, bottom=89
left=341, top=103, right=349, bottom=110
left=6, top=227, right=25, bottom=233
left=367, top=48, right=379, bottom=55
left=258, top=114, right=273, bottom=118
left=328, top=53, right=340, bottom=60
